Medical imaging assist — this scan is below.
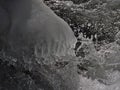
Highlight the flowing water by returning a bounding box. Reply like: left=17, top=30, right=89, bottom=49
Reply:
left=0, top=0, right=120, bottom=90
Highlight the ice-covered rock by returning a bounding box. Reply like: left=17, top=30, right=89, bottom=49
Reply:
left=0, top=0, right=79, bottom=90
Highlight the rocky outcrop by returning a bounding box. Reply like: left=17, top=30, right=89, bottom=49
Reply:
left=0, top=0, right=79, bottom=90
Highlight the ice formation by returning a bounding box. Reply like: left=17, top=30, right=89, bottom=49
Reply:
left=0, top=0, right=79, bottom=90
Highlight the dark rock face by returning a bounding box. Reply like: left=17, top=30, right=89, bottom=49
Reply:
left=0, top=0, right=78, bottom=90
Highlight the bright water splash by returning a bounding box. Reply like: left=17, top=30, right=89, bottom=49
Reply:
left=79, top=74, right=120, bottom=90
left=76, top=37, right=120, bottom=90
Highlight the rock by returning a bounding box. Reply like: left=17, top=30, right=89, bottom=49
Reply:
left=0, top=0, right=79, bottom=90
